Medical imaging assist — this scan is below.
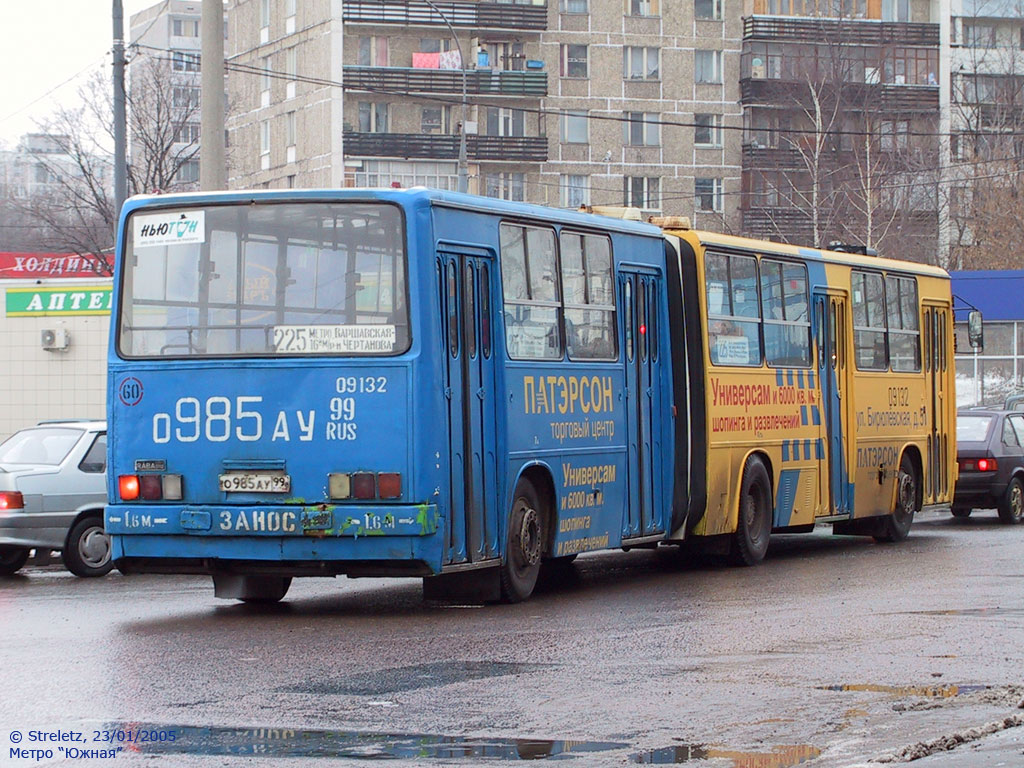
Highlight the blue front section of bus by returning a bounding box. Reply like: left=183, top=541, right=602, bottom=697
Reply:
left=106, top=361, right=446, bottom=571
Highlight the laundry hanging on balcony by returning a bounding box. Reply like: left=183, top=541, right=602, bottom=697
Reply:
left=412, top=52, right=441, bottom=69
left=439, top=50, right=462, bottom=70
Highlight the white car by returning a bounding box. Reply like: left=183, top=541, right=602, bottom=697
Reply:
left=0, top=421, right=109, bottom=577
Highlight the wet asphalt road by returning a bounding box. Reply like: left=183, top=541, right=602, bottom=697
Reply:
left=2, top=508, right=1023, bottom=768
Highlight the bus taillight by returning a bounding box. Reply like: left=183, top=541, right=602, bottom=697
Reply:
left=119, top=475, right=140, bottom=500
left=378, top=473, right=402, bottom=499
left=352, top=473, right=376, bottom=500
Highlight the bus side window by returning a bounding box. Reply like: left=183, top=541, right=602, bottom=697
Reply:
left=624, top=279, right=634, bottom=362
left=852, top=271, right=887, bottom=370
left=560, top=231, right=617, bottom=360
left=447, top=261, right=459, bottom=358
left=500, top=223, right=561, bottom=360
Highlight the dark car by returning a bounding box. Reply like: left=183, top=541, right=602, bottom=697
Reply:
left=952, top=410, right=1024, bottom=524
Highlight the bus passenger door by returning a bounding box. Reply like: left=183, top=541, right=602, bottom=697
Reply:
left=440, top=253, right=499, bottom=565
left=814, top=291, right=851, bottom=517
left=924, top=304, right=950, bottom=503
left=620, top=270, right=664, bottom=538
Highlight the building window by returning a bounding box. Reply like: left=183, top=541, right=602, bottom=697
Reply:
left=962, top=23, right=996, bottom=48
left=560, top=44, right=588, bottom=78
left=623, top=47, right=660, bottom=80
left=626, top=0, right=660, bottom=16
left=695, top=177, right=722, bottom=212
left=260, top=55, right=271, bottom=93
left=881, top=0, right=909, bottom=21
left=695, top=50, right=722, bottom=84
left=355, top=159, right=458, bottom=189
left=260, top=0, right=270, bottom=29
left=624, top=112, right=660, bottom=146
left=880, top=120, right=909, bottom=152
left=484, top=172, right=525, bottom=202
left=175, top=123, right=200, bottom=144
left=260, top=120, right=270, bottom=157
left=358, top=36, right=389, bottom=67
left=172, top=86, right=200, bottom=108
left=175, top=159, right=199, bottom=184
left=694, top=114, right=722, bottom=147
left=560, top=174, right=590, bottom=208
left=559, top=0, right=588, bottom=12
left=560, top=111, right=589, bottom=143
left=286, top=111, right=296, bottom=148
left=421, top=106, right=450, bottom=134
left=285, top=0, right=296, bottom=19
left=623, top=177, right=661, bottom=211
left=171, top=51, right=200, bottom=73
left=358, top=102, right=389, bottom=133
left=695, top=0, right=722, bottom=19
left=171, top=18, right=199, bottom=37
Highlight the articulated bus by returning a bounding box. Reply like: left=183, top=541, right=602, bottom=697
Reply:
left=105, top=189, right=955, bottom=603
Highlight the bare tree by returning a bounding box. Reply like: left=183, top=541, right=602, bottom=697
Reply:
left=8, top=55, right=201, bottom=274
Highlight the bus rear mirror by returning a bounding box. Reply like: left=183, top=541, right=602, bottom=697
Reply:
left=968, top=310, right=983, bottom=349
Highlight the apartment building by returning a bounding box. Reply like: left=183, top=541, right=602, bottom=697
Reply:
left=129, top=0, right=205, bottom=188
left=739, top=0, right=945, bottom=262
left=225, top=0, right=744, bottom=227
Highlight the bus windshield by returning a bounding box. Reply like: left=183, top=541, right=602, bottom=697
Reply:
left=118, top=202, right=408, bottom=358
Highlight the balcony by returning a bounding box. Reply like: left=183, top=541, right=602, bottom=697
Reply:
left=742, top=207, right=815, bottom=242
left=740, top=79, right=939, bottom=113
left=742, top=144, right=804, bottom=170
left=743, top=15, right=939, bottom=47
left=344, top=132, right=549, bottom=162
left=343, top=0, right=548, bottom=31
left=344, top=66, right=547, bottom=97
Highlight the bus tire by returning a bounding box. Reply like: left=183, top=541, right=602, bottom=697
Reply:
left=876, top=454, right=917, bottom=542
left=997, top=476, right=1024, bottom=524
left=730, top=457, right=772, bottom=566
left=500, top=477, right=544, bottom=603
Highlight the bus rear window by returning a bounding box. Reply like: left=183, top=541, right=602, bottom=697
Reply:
left=119, top=202, right=408, bottom=358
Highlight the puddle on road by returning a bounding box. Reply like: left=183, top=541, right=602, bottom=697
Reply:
left=106, top=724, right=626, bottom=760
left=821, top=683, right=988, bottom=698
left=633, top=744, right=821, bottom=766
left=902, top=607, right=1024, bottom=617
left=281, top=661, right=538, bottom=696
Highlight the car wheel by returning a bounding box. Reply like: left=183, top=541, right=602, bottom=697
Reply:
left=875, top=455, right=917, bottom=543
left=951, top=506, right=972, bottom=518
left=62, top=516, right=113, bottom=577
left=998, top=476, right=1024, bottom=525
left=730, top=456, right=772, bottom=566
left=0, top=546, right=30, bottom=576
left=500, top=477, right=545, bottom=603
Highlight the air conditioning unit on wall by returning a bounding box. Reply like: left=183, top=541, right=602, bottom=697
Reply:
left=41, top=329, right=70, bottom=351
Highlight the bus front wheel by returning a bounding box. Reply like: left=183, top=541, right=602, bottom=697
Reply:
left=730, top=457, right=772, bottom=566
left=501, top=478, right=545, bottom=603
left=875, top=454, right=917, bottom=542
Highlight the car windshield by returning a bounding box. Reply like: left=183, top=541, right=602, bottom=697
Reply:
left=0, top=427, right=83, bottom=465
left=956, top=415, right=993, bottom=442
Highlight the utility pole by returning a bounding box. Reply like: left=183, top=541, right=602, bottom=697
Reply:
left=422, top=0, right=468, bottom=193
left=112, top=0, right=127, bottom=224
left=200, top=0, right=227, bottom=189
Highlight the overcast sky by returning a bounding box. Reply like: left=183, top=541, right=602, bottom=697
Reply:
left=0, top=0, right=165, bottom=147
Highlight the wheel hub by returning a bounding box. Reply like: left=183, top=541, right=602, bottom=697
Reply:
left=518, top=506, right=541, bottom=567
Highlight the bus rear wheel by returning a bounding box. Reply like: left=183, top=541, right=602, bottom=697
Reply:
left=501, top=478, right=544, bottom=603
left=730, top=457, right=772, bottom=566
left=876, top=454, right=917, bottom=542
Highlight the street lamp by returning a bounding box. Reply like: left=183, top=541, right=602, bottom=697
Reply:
left=422, top=0, right=469, bottom=193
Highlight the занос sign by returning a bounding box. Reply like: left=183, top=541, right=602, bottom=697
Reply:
left=5, top=286, right=112, bottom=316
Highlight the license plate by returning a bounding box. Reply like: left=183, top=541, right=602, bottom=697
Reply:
left=218, top=473, right=291, bottom=493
